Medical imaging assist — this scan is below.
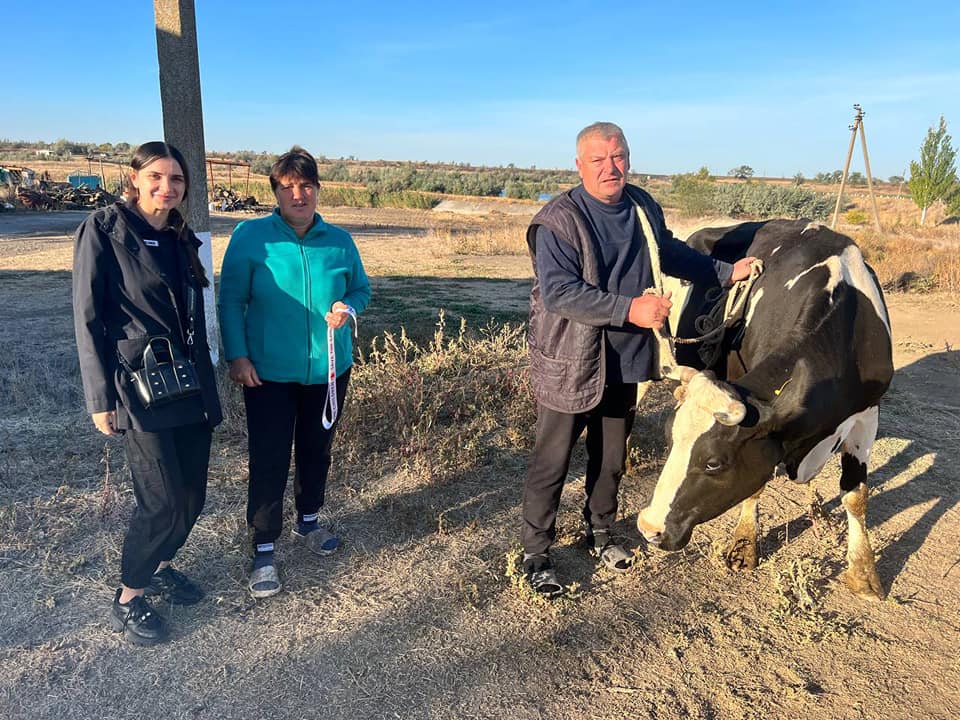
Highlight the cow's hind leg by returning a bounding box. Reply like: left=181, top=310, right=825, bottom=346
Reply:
left=723, top=488, right=764, bottom=570
left=838, top=406, right=885, bottom=600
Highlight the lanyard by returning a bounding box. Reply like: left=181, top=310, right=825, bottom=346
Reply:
left=322, top=306, right=358, bottom=429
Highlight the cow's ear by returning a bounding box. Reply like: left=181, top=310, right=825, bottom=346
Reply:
left=713, top=403, right=746, bottom=426
left=735, top=396, right=767, bottom=429
left=751, top=399, right=778, bottom=434
left=692, top=373, right=745, bottom=422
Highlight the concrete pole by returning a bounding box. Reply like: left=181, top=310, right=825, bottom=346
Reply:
left=154, top=0, right=218, bottom=364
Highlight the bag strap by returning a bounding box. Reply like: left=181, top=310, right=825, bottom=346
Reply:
left=185, top=282, right=197, bottom=362
left=143, top=337, right=175, bottom=370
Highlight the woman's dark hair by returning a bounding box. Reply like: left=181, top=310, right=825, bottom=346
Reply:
left=129, top=141, right=209, bottom=288
left=269, top=146, right=320, bottom=191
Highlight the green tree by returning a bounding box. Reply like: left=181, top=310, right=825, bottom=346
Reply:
left=909, top=116, right=957, bottom=226
left=251, top=154, right=276, bottom=176
left=728, top=165, right=754, bottom=179
left=947, top=184, right=960, bottom=218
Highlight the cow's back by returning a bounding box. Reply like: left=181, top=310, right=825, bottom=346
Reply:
left=731, top=220, right=893, bottom=473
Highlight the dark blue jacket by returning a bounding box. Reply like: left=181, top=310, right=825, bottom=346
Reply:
left=526, top=184, right=721, bottom=413
left=73, top=203, right=223, bottom=431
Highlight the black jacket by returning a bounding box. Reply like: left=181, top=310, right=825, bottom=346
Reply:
left=526, top=184, right=719, bottom=413
left=73, top=202, right=223, bottom=431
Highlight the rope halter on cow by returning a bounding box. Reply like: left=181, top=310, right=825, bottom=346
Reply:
left=656, top=258, right=764, bottom=370
left=628, top=196, right=763, bottom=380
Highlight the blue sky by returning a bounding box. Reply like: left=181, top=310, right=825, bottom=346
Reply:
left=3, top=1, right=958, bottom=178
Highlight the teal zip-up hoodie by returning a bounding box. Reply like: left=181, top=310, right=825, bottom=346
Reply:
left=218, top=209, right=371, bottom=384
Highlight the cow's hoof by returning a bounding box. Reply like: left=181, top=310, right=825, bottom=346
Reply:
left=723, top=537, right=759, bottom=571
left=840, top=569, right=886, bottom=601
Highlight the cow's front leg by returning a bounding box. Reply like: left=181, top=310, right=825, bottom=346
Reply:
left=839, top=480, right=885, bottom=600
left=837, top=408, right=885, bottom=600
left=723, top=488, right=763, bottom=570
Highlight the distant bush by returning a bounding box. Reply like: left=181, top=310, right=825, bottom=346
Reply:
left=712, top=183, right=833, bottom=220
left=375, top=191, right=440, bottom=210
left=670, top=173, right=715, bottom=217
left=217, top=182, right=438, bottom=210
left=317, top=163, right=570, bottom=200
left=317, top=186, right=375, bottom=207
left=250, top=154, right=277, bottom=176
left=668, top=176, right=830, bottom=220
left=316, top=186, right=440, bottom=210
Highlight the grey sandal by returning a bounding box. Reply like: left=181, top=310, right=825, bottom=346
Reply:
left=292, top=525, right=340, bottom=556
left=589, top=530, right=634, bottom=573
left=248, top=563, right=281, bottom=598
left=523, top=554, right=565, bottom=599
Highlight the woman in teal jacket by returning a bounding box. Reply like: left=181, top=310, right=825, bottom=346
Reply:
left=218, top=146, right=371, bottom=598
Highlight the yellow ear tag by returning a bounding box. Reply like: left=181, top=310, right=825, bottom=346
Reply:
left=774, top=378, right=792, bottom=396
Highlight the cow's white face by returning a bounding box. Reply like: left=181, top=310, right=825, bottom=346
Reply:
left=638, top=371, right=781, bottom=550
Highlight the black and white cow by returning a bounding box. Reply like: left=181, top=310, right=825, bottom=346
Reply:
left=637, top=219, right=894, bottom=599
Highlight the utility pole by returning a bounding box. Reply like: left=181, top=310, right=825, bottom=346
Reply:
left=830, top=104, right=883, bottom=232
left=154, top=0, right=218, bottom=363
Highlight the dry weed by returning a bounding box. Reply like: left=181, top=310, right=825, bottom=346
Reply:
left=769, top=558, right=859, bottom=643
left=337, top=312, right=535, bottom=484
left=429, top=225, right=527, bottom=256
left=853, top=226, right=960, bottom=293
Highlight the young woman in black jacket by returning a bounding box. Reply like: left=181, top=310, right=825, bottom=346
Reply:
left=73, top=141, right=222, bottom=645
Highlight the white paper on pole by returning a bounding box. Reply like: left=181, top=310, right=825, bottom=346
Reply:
left=195, top=230, right=219, bottom=366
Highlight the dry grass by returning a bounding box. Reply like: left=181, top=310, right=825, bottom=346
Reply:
left=428, top=222, right=529, bottom=256
left=852, top=225, right=960, bottom=292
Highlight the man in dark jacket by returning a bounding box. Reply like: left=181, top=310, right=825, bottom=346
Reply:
left=521, top=122, right=756, bottom=597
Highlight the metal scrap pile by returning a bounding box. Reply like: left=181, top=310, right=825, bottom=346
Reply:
left=17, top=182, right=119, bottom=211
left=211, top=185, right=261, bottom=212
left=16, top=187, right=58, bottom=210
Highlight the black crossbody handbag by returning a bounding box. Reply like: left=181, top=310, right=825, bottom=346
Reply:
left=122, top=284, right=202, bottom=409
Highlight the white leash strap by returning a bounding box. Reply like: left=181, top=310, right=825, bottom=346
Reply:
left=322, top=306, right=357, bottom=430
left=632, top=200, right=677, bottom=380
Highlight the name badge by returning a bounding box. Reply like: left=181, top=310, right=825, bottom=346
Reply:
left=144, top=239, right=159, bottom=247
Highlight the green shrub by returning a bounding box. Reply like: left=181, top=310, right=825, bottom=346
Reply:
left=375, top=191, right=441, bottom=210
left=316, top=186, right=373, bottom=207
left=845, top=209, right=869, bottom=225
left=670, top=174, right=715, bottom=217
left=712, top=183, right=832, bottom=220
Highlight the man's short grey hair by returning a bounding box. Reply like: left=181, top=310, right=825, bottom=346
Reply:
left=576, top=122, right=629, bottom=156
